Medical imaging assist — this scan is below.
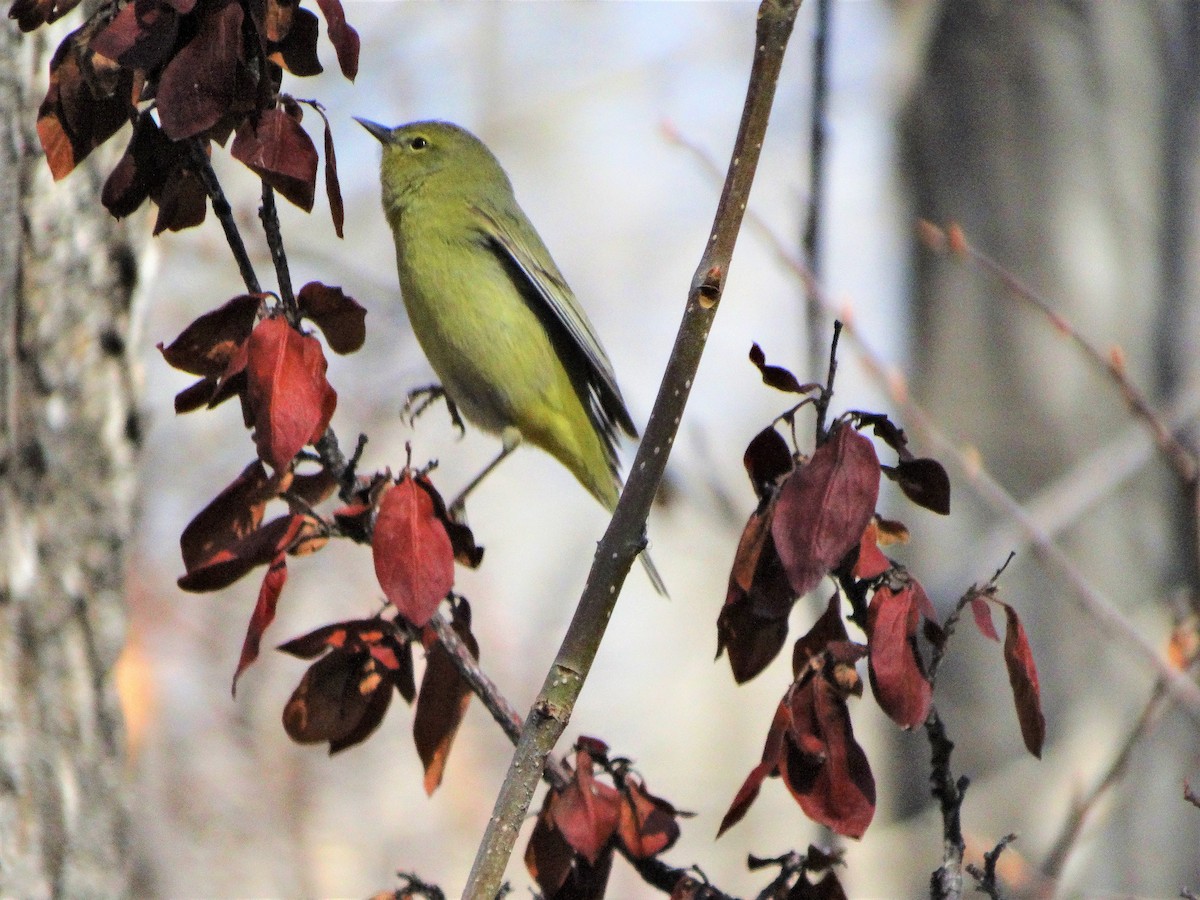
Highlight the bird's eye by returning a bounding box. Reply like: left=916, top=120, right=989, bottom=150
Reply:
left=409, top=136, right=428, bottom=150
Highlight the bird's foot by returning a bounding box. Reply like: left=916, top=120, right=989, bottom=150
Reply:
left=403, top=384, right=466, bottom=437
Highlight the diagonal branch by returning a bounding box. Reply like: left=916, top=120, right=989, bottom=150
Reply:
left=463, top=2, right=805, bottom=895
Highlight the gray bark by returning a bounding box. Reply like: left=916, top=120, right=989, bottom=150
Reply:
left=0, top=23, right=143, bottom=900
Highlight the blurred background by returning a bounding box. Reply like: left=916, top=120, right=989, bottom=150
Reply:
left=116, top=2, right=1200, bottom=896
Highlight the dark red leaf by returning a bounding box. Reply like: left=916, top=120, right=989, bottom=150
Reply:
left=277, top=619, right=413, bottom=702
left=790, top=871, right=849, bottom=900
left=772, top=423, right=881, bottom=597
left=885, top=457, right=951, bottom=515
left=617, top=779, right=682, bottom=859
left=281, top=649, right=391, bottom=751
left=792, top=593, right=850, bottom=676
left=152, top=163, right=207, bottom=233
left=717, top=591, right=790, bottom=686
left=782, top=675, right=876, bottom=838
left=1001, top=603, right=1045, bottom=757
left=231, top=107, right=319, bottom=211
left=372, top=475, right=454, bottom=626
left=178, top=512, right=303, bottom=591
left=860, top=413, right=909, bottom=457
left=851, top=520, right=890, bottom=580
left=866, top=585, right=932, bottom=729
left=156, top=0, right=244, bottom=140
left=90, top=0, right=179, bottom=70
left=179, top=459, right=272, bottom=571
left=551, top=750, right=621, bottom=864
left=313, top=0, right=359, bottom=80
left=749, top=343, right=821, bottom=395
left=743, top=426, right=793, bottom=501
left=232, top=552, right=287, bottom=692
left=9, top=0, right=82, bottom=30
left=103, top=112, right=185, bottom=219
left=318, top=107, right=345, bottom=237
left=37, top=31, right=135, bottom=180
left=971, top=597, right=999, bottom=642
left=297, top=281, right=365, bottom=353
left=526, top=793, right=576, bottom=896
left=245, top=316, right=337, bottom=471
left=288, top=466, right=338, bottom=508
left=413, top=605, right=478, bottom=795
left=267, top=6, right=322, bottom=76
left=158, top=294, right=260, bottom=377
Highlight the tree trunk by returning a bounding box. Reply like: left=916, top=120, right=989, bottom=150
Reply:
left=0, top=23, right=143, bottom=899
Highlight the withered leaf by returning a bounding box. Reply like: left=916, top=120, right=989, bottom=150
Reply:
left=156, top=0, right=245, bottom=140
left=268, top=6, right=322, bottom=76
left=743, top=425, right=793, bottom=501
left=297, top=281, right=366, bottom=354
left=851, top=520, right=890, bottom=580
left=282, top=649, right=392, bottom=752
left=413, top=602, right=478, bottom=795
left=178, top=512, right=303, bottom=591
left=749, top=343, right=821, bottom=395
left=718, top=701, right=790, bottom=838
left=231, top=107, right=319, bottom=211
left=318, top=105, right=345, bottom=237
left=180, top=459, right=272, bottom=571
left=550, top=750, right=621, bottom=865
left=158, top=293, right=260, bottom=377
left=885, top=457, right=951, bottom=515
left=90, top=0, right=179, bottom=71
left=38, top=31, right=135, bottom=180
left=9, top=0, right=83, bottom=31
left=616, top=778, right=683, bottom=859
left=970, top=596, right=999, bottom=642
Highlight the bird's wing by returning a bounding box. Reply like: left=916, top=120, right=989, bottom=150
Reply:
left=472, top=202, right=638, bottom=439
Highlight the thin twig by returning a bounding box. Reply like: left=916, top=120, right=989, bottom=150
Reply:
left=259, top=183, right=298, bottom=318
left=803, top=0, right=831, bottom=374
left=463, top=3, right=805, bottom=895
left=813, top=319, right=841, bottom=440
left=927, top=706, right=968, bottom=900
left=966, top=833, right=1017, bottom=900
left=189, top=139, right=261, bottom=294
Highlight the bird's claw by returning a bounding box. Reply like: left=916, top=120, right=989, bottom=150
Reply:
left=402, top=384, right=466, bottom=437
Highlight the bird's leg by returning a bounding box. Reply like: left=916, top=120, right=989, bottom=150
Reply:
left=448, top=427, right=522, bottom=518
left=402, top=383, right=465, bottom=437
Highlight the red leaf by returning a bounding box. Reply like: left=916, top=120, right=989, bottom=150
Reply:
left=231, top=107, right=319, bottom=211
left=852, top=520, right=890, bottom=580
left=297, top=281, right=365, bottom=354
left=1001, top=603, right=1045, bottom=757
left=156, top=0, right=244, bottom=140
left=103, top=112, right=186, bottom=220
left=232, top=552, right=287, bottom=692
left=866, top=585, right=932, bottom=729
left=313, top=0, right=359, bottom=80
left=37, top=31, right=135, bottom=180
left=245, top=317, right=337, bottom=471
left=413, top=604, right=478, bottom=794
left=158, top=293, right=261, bottom=377
left=178, top=512, right=303, bottom=591
left=372, top=475, right=454, bottom=626
left=551, top=750, right=621, bottom=864
left=743, top=425, right=793, bottom=501
left=749, top=343, right=822, bottom=395
left=151, top=164, right=208, bottom=233
left=782, top=676, right=876, bottom=838
left=971, top=597, right=999, bottom=642
left=616, top=779, right=683, bottom=859
left=90, top=0, right=179, bottom=70
left=179, top=459, right=272, bottom=571
left=772, top=423, right=881, bottom=597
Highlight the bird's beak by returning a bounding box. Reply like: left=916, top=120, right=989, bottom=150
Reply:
left=354, top=117, right=393, bottom=144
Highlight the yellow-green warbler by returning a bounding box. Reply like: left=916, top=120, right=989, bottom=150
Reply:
left=358, top=119, right=665, bottom=594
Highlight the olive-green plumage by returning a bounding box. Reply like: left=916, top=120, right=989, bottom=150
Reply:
left=358, top=118, right=664, bottom=593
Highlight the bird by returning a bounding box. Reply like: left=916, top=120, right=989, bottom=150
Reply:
left=357, top=118, right=666, bottom=595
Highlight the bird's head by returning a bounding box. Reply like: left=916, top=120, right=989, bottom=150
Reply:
left=355, top=118, right=511, bottom=214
